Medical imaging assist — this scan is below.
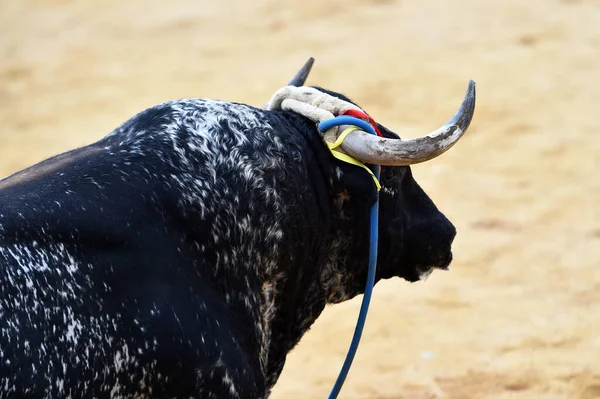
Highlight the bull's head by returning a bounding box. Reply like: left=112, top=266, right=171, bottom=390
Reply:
left=274, top=58, right=474, bottom=286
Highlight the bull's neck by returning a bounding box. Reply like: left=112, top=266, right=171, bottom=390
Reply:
left=261, top=194, right=371, bottom=389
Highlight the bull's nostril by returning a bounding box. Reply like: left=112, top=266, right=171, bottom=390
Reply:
left=448, top=224, right=457, bottom=244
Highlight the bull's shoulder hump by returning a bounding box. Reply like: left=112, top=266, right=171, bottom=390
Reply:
left=105, top=98, right=268, bottom=141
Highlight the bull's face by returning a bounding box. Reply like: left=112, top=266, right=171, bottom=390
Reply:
left=377, top=125, right=457, bottom=282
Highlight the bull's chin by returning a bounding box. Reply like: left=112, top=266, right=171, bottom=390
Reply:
left=416, top=264, right=451, bottom=282
left=402, top=251, right=454, bottom=282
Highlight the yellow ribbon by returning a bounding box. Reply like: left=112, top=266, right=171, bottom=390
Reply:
left=325, top=126, right=381, bottom=191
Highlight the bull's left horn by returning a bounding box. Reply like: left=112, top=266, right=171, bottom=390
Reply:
left=341, top=80, right=476, bottom=166
left=287, top=57, right=315, bottom=87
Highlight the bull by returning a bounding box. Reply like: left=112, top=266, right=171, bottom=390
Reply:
left=0, top=58, right=475, bottom=398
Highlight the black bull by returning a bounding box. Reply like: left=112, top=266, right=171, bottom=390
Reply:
left=0, top=60, right=475, bottom=398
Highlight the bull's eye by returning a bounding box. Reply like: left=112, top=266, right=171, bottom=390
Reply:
left=382, top=167, right=394, bottom=181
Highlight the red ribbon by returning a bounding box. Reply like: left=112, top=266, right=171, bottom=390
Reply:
left=340, top=109, right=384, bottom=138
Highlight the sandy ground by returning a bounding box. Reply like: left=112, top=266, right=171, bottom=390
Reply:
left=1, top=0, right=599, bottom=398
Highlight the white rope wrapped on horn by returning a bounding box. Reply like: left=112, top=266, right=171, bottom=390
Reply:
left=266, top=86, right=363, bottom=117
left=266, top=86, right=366, bottom=144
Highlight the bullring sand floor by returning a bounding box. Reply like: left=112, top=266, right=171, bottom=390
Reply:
left=1, top=1, right=599, bottom=398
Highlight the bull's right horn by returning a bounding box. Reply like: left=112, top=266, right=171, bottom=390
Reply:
left=341, top=80, right=476, bottom=166
left=263, top=57, right=315, bottom=109
left=287, top=57, right=315, bottom=87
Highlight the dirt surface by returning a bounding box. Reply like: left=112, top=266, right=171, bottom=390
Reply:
left=1, top=1, right=599, bottom=398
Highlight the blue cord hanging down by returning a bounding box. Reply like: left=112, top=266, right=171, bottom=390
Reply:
left=317, top=116, right=380, bottom=399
